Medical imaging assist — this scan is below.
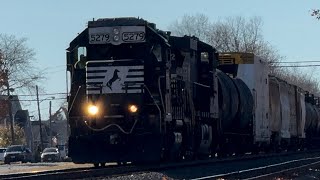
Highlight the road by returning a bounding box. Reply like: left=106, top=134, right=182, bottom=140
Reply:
left=0, top=162, right=91, bottom=175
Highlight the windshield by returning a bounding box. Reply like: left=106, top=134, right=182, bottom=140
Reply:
left=88, top=44, right=148, bottom=61
left=6, top=146, right=23, bottom=152
left=0, top=149, right=6, bottom=153
left=43, top=148, right=58, bottom=153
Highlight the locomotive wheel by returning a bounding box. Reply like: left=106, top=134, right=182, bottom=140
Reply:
left=216, top=144, right=227, bottom=158
left=93, top=163, right=99, bottom=168
left=217, top=151, right=227, bottom=158
left=196, top=153, right=210, bottom=160
left=169, top=149, right=183, bottom=162
left=251, top=145, right=260, bottom=155
left=183, top=150, right=195, bottom=161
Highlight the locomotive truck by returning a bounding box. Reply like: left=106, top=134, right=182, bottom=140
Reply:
left=66, top=17, right=320, bottom=167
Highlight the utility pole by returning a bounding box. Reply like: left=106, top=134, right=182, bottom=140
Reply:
left=6, top=70, right=14, bottom=145
left=49, top=101, right=52, bottom=147
left=36, top=85, right=43, bottom=150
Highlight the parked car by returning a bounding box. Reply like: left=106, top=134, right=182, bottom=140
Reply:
left=0, top=148, right=6, bottom=161
left=57, top=145, right=67, bottom=161
left=41, top=147, right=60, bottom=162
left=4, top=145, right=33, bottom=164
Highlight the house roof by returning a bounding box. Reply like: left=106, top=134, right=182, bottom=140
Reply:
left=0, top=95, right=22, bottom=122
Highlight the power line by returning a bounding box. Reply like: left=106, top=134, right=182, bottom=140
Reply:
left=17, top=92, right=68, bottom=96
left=11, top=97, right=67, bottom=102
left=41, top=65, right=66, bottom=72
left=274, top=65, right=320, bottom=67
left=43, top=65, right=65, bottom=69
left=29, top=105, right=62, bottom=113
left=278, top=61, right=320, bottom=64
left=46, top=69, right=66, bottom=74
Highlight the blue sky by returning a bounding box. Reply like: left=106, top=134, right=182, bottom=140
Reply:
left=0, top=0, right=319, bottom=119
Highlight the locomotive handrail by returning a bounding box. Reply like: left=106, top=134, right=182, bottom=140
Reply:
left=83, top=84, right=162, bottom=134
left=158, top=76, right=165, bottom=111
left=84, top=118, right=138, bottom=134
left=144, top=84, right=162, bottom=134
left=68, top=85, right=82, bottom=114
left=193, top=82, right=210, bottom=88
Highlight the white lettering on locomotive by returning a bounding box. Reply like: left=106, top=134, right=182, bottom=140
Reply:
left=89, top=26, right=146, bottom=45
left=86, top=62, right=144, bottom=94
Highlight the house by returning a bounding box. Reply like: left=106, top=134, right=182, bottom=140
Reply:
left=31, top=121, right=50, bottom=151
left=0, top=95, right=33, bottom=150
left=43, top=107, right=69, bottom=157
left=44, top=107, right=69, bottom=143
left=0, top=95, right=22, bottom=126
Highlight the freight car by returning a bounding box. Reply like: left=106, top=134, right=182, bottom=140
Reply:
left=66, top=17, right=320, bottom=166
left=268, top=76, right=306, bottom=150
left=305, top=93, right=320, bottom=147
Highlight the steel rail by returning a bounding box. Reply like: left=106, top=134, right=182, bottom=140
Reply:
left=2, top=150, right=320, bottom=180
left=191, top=156, right=320, bottom=180
left=244, top=160, right=320, bottom=180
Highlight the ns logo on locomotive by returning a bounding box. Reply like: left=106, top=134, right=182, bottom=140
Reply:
left=66, top=17, right=320, bottom=167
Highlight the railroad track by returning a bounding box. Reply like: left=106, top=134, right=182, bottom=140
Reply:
left=1, top=150, right=320, bottom=180
left=191, top=156, right=320, bottom=180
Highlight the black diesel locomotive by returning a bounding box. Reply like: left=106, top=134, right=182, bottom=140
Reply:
left=66, top=17, right=320, bottom=166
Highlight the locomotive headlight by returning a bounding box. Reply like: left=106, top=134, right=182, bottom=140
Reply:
left=113, top=28, right=120, bottom=35
left=88, top=105, right=99, bottom=115
left=113, top=35, right=120, bottom=41
left=128, top=105, right=138, bottom=113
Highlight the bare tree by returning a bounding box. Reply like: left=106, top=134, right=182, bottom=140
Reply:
left=169, top=15, right=283, bottom=68
left=168, top=14, right=212, bottom=43
left=211, top=16, right=283, bottom=66
left=169, top=14, right=319, bottom=93
left=311, top=9, right=320, bottom=19
left=0, top=34, right=44, bottom=94
left=274, top=66, right=320, bottom=95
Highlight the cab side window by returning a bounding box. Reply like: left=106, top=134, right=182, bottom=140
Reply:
left=74, top=47, right=87, bottom=69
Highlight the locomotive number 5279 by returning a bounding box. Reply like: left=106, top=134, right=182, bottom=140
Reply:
left=122, top=32, right=145, bottom=42
left=89, top=33, right=110, bottom=43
